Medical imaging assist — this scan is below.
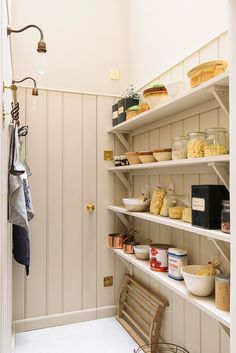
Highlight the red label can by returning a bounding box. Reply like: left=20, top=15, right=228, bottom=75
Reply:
left=150, top=244, right=172, bottom=272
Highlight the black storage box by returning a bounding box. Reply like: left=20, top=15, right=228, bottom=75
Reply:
left=112, top=103, right=118, bottom=126
left=192, top=185, right=229, bottom=229
left=118, top=97, right=139, bottom=124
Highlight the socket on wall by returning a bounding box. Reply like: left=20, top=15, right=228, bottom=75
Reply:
left=110, top=69, right=120, bottom=80
left=104, top=276, right=113, bottom=287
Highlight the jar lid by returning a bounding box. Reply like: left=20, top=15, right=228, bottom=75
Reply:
left=173, top=135, right=188, bottom=141
left=187, top=131, right=206, bottom=137
left=168, top=248, right=188, bottom=256
left=215, top=274, right=230, bottom=282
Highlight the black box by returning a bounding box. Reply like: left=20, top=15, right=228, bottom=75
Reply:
left=192, top=185, right=229, bottom=229
left=118, top=97, right=139, bottom=124
left=112, top=103, right=118, bottom=126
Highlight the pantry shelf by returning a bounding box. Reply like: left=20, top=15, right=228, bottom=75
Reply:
left=112, top=248, right=230, bottom=328
left=108, top=72, right=229, bottom=133
left=107, top=205, right=231, bottom=243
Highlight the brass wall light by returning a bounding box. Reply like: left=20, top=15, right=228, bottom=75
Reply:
left=12, top=77, right=39, bottom=96
left=7, top=24, right=48, bottom=74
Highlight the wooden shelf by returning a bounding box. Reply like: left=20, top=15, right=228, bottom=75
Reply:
left=108, top=72, right=229, bottom=133
left=112, top=248, right=230, bottom=328
left=109, top=155, right=229, bottom=172
left=107, top=205, right=231, bottom=243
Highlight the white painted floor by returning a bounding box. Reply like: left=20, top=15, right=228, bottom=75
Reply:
left=15, top=317, right=139, bottom=353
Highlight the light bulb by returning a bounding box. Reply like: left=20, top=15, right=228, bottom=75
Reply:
left=32, top=96, right=38, bottom=111
left=36, top=52, right=48, bottom=75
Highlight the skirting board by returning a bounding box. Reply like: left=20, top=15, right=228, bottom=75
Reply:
left=13, top=305, right=117, bottom=333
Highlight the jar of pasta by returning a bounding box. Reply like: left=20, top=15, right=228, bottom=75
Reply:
left=204, top=127, right=229, bottom=157
left=187, top=132, right=206, bottom=158
left=172, top=136, right=188, bottom=160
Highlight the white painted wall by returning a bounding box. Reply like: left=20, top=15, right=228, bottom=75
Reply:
left=129, top=0, right=228, bottom=88
left=10, top=0, right=130, bottom=95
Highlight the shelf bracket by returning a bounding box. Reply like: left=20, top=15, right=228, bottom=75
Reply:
left=208, top=162, right=229, bottom=191
left=115, top=171, right=132, bottom=195
left=114, top=210, right=132, bottom=229
left=118, top=257, right=133, bottom=275
left=218, top=322, right=230, bottom=337
left=208, top=85, right=229, bottom=118
left=114, top=132, right=131, bottom=151
left=208, top=238, right=230, bottom=264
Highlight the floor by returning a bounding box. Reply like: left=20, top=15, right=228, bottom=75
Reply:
left=15, top=317, right=139, bottom=353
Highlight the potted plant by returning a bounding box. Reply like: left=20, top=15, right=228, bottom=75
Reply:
left=117, top=85, right=140, bottom=124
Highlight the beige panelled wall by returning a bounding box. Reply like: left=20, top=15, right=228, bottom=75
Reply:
left=114, top=32, right=230, bottom=353
left=13, top=89, right=116, bottom=330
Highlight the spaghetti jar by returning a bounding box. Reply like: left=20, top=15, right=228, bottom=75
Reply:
left=204, top=127, right=229, bottom=157
left=215, top=274, right=230, bottom=312
left=187, top=132, right=206, bottom=158
left=172, top=136, right=188, bottom=160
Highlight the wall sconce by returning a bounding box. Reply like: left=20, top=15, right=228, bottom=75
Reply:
left=7, top=24, right=48, bottom=74
left=12, top=77, right=39, bottom=96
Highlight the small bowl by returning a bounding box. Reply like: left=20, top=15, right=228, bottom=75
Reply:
left=134, top=245, right=150, bottom=260
left=165, top=79, right=189, bottom=98
left=181, top=265, right=220, bottom=297
left=138, top=151, right=156, bottom=163
left=125, top=152, right=141, bottom=165
left=153, top=148, right=172, bottom=162
left=123, top=198, right=150, bottom=212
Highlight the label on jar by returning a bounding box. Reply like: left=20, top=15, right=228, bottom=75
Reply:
left=192, top=197, right=205, bottom=212
left=150, top=246, right=168, bottom=272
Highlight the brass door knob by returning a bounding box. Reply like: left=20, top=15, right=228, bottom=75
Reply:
left=86, top=203, right=95, bottom=212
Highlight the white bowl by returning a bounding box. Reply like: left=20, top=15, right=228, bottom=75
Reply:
left=134, top=245, right=150, bottom=260
left=123, top=198, right=150, bottom=212
left=181, top=265, right=220, bottom=297
left=165, top=79, right=189, bottom=98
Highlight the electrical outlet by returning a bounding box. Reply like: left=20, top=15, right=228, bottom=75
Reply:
left=104, top=150, right=113, bottom=160
left=110, top=69, right=120, bottom=80
left=104, top=276, right=113, bottom=287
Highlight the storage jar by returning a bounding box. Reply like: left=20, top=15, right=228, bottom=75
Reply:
left=215, top=274, right=230, bottom=312
left=150, top=244, right=172, bottom=272
left=187, top=132, right=206, bottom=158
left=172, top=136, right=188, bottom=160
left=221, top=200, right=230, bottom=234
left=204, top=127, right=229, bottom=157
left=168, top=248, right=188, bottom=280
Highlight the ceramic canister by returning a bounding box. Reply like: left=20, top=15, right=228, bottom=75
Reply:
left=150, top=244, right=172, bottom=272
left=168, top=248, right=188, bottom=280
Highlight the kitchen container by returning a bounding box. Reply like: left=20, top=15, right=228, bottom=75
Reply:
left=123, top=198, right=150, bottom=212
left=138, top=151, right=156, bottom=163
left=143, top=84, right=169, bottom=109
left=123, top=240, right=139, bottom=254
left=221, top=200, right=230, bottom=234
left=165, top=79, right=189, bottom=98
left=150, top=186, right=167, bottom=215
left=168, top=248, right=188, bottom=280
left=118, top=97, right=139, bottom=124
left=182, top=207, right=192, bottom=223
left=108, top=233, right=127, bottom=249
left=187, top=60, right=228, bottom=88
left=172, top=136, right=188, bottom=160
left=134, top=244, right=150, bottom=260
left=215, top=274, right=230, bottom=311
left=168, top=195, right=190, bottom=219
left=126, top=102, right=149, bottom=120
left=192, top=185, right=229, bottom=229
left=150, top=244, right=172, bottom=272
left=114, top=155, right=129, bottom=167
left=204, top=127, right=229, bottom=157
left=187, top=132, right=206, bottom=158
left=112, top=103, right=118, bottom=126
left=125, top=152, right=141, bottom=165
left=181, top=265, right=220, bottom=296
left=152, top=148, right=172, bottom=162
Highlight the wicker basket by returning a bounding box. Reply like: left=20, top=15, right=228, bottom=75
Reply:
left=134, top=343, right=190, bottom=353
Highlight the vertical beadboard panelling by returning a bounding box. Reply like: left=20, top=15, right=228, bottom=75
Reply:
left=199, top=39, right=218, bottom=63
left=25, top=89, right=47, bottom=318
left=82, top=95, right=97, bottom=311
left=201, top=312, right=220, bottom=353
left=46, top=91, right=63, bottom=315
left=185, top=302, right=201, bottom=353
left=96, top=96, right=115, bottom=310
left=62, top=93, right=82, bottom=312
left=218, top=31, right=229, bottom=60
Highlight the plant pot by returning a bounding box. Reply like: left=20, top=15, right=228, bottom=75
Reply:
left=118, top=97, right=139, bottom=124
left=112, top=103, right=118, bottom=126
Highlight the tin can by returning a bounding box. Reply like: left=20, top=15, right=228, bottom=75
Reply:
left=168, top=248, right=188, bottom=280
left=150, top=244, right=172, bottom=272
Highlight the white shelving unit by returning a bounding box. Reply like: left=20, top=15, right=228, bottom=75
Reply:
left=112, top=248, right=230, bottom=328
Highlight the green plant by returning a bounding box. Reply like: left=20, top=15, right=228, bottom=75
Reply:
left=122, top=85, right=140, bottom=100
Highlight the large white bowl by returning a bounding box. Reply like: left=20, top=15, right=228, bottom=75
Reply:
left=165, top=79, right=189, bottom=98
left=181, top=265, right=220, bottom=297
left=123, top=198, right=150, bottom=212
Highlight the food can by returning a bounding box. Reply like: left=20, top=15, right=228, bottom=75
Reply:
left=150, top=244, right=172, bottom=272
left=168, top=248, right=188, bottom=280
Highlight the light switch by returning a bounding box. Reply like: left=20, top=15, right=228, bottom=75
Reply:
left=110, top=69, right=120, bottom=80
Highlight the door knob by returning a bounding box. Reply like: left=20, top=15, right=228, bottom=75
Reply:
left=86, top=203, right=95, bottom=212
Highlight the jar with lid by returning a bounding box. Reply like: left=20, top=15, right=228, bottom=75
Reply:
left=215, top=274, right=230, bottom=312
left=172, top=136, right=188, bottom=160
left=204, top=127, right=229, bottom=157
left=221, top=200, right=230, bottom=234
left=187, top=132, right=206, bottom=158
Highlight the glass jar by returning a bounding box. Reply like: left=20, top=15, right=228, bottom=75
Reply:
left=221, top=200, right=230, bottom=234
left=168, top=195, right=190, bottom=219
left=215, top=274, right=230, bottom=312
left=204, top=127, right=229, bottom=157
left=187, top=132, right=206, bottom=158
left=172, top=136, right=188, bottom=160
